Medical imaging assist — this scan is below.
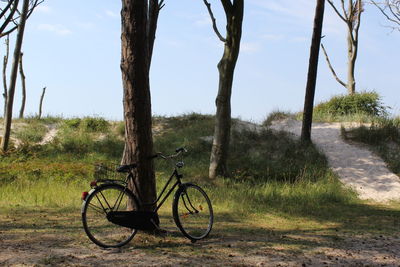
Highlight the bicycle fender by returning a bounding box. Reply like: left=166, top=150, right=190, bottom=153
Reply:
left=81, top=188, right=96, bottom=213
left=173, top=182, right=196, bottom=202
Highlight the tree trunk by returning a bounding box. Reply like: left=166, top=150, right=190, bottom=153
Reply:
left=2, top=35, right=9, bottom=117
left=120, top=0, right=157, bottom=217
left=38, top=86, right=46, bottom=119
left=1, top=0, right=29, bottom=152
left=209, top=0, right=243, bottom=179
left=18, top=52, right=26, bottom=119
left=325, top=0, right=362, bottom=95
left=301, top=0, right=326, bottom=142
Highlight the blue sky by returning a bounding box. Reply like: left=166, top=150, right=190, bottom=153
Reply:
left=2, top=0, right=400, bottom=122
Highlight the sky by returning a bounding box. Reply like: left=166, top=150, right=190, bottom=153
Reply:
left=1, top=0, right=399, bottom=122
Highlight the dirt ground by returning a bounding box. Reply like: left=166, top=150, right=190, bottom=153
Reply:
left=1, top=208, right=400, bottom=267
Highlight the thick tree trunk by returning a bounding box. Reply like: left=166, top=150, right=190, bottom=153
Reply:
left=209, top=0, right=243, bottom=179
left=18, top=52, right=26, bottom=119
left=1, top=0, right=29, bottom=152
left=38, top=86, right=46, bottom=119
left=120, top=0, right=157, bottom=216
left=301, top=0, right=326, bottom=142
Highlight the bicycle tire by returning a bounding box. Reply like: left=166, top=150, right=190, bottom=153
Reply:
left=172, top=183, right=213, bottom=242
left=82, top=184, right=139, bottom=248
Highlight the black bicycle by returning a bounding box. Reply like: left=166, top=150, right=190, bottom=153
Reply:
left=81, top=148, right=213, bottom=248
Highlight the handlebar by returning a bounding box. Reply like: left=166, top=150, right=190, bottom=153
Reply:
left=149, top=147, right=187, bottom=160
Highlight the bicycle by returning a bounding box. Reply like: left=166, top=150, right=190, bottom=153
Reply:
left=81, top=147, right=214, bottom=248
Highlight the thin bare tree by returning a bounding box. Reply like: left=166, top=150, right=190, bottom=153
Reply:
left=0, top=0, right=42, bottom=38
left=120, top=0, right=164, bottom=224
left=1, top=0, right=29, bottom=152
left=203, top=0, right=244, bottom=179
left=371, top=0, right=400, bottom=31
left=2, top=34, right=9, bottom=116
left=301, top=0, right=326, bottom=142
left=322, top=0, right=364, bottom=95
left=18, top=51, right=25, bottom=118
left=38, top=86, right=45, bottom=119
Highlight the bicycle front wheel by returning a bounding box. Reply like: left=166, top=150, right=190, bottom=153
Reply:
left=172, top=183, right=213, bottom=242
left=82, top=184, right=138, bottom=248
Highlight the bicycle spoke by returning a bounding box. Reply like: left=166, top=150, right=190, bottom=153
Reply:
left=88, top=202, right=106, bottom=215
left=99, top=190, right=113, bottom=210
left=113, top=189, right=127, bottom=211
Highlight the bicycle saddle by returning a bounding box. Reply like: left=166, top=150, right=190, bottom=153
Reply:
left=116, top=164, right=137, bottom=173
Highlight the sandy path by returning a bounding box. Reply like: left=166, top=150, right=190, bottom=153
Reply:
left=270, top=120, right=400, bottom=202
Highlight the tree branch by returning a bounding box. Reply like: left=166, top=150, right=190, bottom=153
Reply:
left=321, top=43, right=347, bottom=88
left=387, top=0, right=400, bottom=22
left=0, top=0, right=20, bottom=36
left=203, top=0, right=227, bottom=43
left=327, top=0, right=348, bottom=22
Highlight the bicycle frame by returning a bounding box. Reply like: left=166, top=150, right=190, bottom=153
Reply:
left=125, top=168, right=183, bottom=213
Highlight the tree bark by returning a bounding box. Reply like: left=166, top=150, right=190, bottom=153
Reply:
left=1, top=0, right=29, bottom=152
left=38, top=86, right=46, bottom=119
left=18, top=52, right=26, bottom=119
left=120, top=0, right=158, bottom=217
left=208, top=0, right=243, bottom=179
left=301, top=0, right=326, bottom=142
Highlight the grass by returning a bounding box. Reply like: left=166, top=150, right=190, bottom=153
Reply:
left=1, top=113, right=400, bottom=260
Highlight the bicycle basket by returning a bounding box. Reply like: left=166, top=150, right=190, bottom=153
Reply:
left=93, top=162, right=125, bottom=181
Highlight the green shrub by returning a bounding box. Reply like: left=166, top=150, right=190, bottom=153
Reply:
left=63, top=118, right=81, bottom=129
left=15, top=122, right=48, bottom=143
left=62, top=117, right=110, bottom=133
left=81, top=117, right=110, bottom=132
left=314, top=91, right=388, bottom=118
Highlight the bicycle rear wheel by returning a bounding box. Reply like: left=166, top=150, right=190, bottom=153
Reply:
left=82, top=184, right=138, bottom=248
left=172, top=183, right=213, bottom=242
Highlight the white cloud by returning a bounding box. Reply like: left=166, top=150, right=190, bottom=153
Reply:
left=37, top=24, right=72, bottom=36
left=105, top=10, right=119, bottom=18
left=249, top=0, right=314, bottom=21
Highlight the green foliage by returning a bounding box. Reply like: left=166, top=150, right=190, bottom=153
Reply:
left=63, top=118, right=81, bottom=129
left=62, top=117, right=110, bottom=133
left=314, top=91, right=388, bottom=119
left=14, top=122, right=48, bottom=144
left=81, top=117, right=110, bottom=132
